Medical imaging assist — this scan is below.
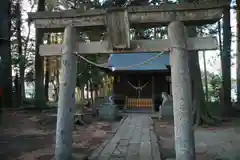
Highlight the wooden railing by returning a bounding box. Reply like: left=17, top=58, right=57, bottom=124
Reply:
left=126, top=98, right=153, bottom=109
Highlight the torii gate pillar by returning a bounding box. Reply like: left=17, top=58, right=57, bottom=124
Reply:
left=55, top=26, right=77, bottom=160
left=168, top=21, right=195, bottom=160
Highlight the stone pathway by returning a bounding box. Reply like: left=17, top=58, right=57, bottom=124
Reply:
left=89, top=114, right=161, bottom=160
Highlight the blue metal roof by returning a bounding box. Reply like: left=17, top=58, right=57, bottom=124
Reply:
left=108, top=52, right=170, bottom=71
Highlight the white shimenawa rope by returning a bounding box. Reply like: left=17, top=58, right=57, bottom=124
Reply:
left=127, top=80, right=150, bottom=90
left=75, top=51, right=164, bottom=71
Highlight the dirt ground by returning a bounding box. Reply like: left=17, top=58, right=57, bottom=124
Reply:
left=153, top=118, right=240, bottom=160
left=0, top=109, right=120, bottom=160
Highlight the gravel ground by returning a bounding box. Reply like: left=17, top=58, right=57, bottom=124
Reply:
left=153, top=118, right=240, bottom=160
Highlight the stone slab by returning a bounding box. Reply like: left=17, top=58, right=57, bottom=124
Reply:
left=90, top=113, right=162, bottom=160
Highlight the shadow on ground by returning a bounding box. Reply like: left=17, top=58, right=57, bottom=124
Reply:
left=0, top=109, right=120, bottom=160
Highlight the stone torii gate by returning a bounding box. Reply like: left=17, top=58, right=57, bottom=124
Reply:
left=28, top=1, right=228, bottom=160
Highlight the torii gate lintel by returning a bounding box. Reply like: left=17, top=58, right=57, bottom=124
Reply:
left=27, top=1, right=229, bottom=56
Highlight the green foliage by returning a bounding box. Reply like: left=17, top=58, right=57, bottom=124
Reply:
left=197, top=23, right=219, bottom=38
left=25, top=69, right=34, bottom=82
left=76, top=58, right=88, bottom=88
left=76, top=54, right=105, bottom=91
left=208, top=74, right=222, bottom=102
left=58, top=0, right=102, bottom=10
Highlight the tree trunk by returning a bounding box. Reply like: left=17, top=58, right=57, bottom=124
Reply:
left=90, top=79, right=94, bottom=104
left=95, top=88, right=99, bottom=98
left=180, top=0, right=204, bottom=126
left=35, top=0, right=46, bottom=108
left=44, top=34, right=51, bottom=101
left=203, top=51, right=209, bottom=102
left=44, top=58, right=49, bottom=101
left=22, top=22, right=32, bottom=101
left=102, top=82, right=105, bottom=97
left=186, top=28, right=201, bottom=126
left=221, top=6, right=232, bottom=114
left=81, top=86, right=84, bottom=100
left=55, top=58, right=60, bottom=102
left=0, top=0, right=12, bottom=108
left=86, top=81, right=89, bottom=100
left=16, top=2, right=24, bottom=105
left=180, top=0, right=219, bottom=125
left=188, top=27, right=220, bottom=125
left=237, top=0, right=240, bottom=104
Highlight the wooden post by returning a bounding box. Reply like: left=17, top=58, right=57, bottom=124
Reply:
left=112, top=76, right=117, bottom=98
left=55, top=26, right=77, bottom=160
left=152, top=75, right=155, bottom=112
left=168, top=21, right=195, bottom=160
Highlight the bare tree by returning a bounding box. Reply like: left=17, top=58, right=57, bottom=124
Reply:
left=16, top=2, right=24, bottom=106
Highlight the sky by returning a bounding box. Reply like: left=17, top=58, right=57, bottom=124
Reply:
left=22, top=0, right=237, bottom=79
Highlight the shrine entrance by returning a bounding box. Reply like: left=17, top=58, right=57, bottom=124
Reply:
left=126, top=74, right=152, bottom=109
left=109, top=53, right=171, bottom=111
